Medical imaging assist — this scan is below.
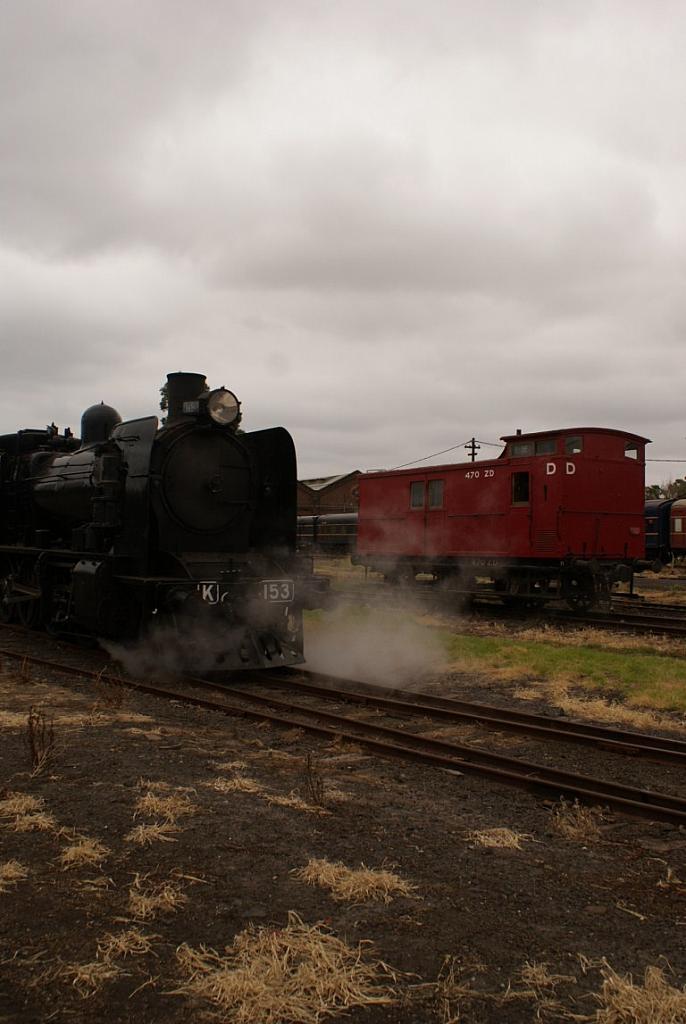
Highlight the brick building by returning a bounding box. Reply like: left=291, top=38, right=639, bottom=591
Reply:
left=297, top=471, right=360, bottom=514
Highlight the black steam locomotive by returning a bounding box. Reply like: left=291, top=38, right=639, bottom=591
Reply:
left=0, top=372, right=317, bottom=669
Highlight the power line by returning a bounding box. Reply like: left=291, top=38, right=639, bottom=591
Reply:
left=389, top=439, right=472, bottom=471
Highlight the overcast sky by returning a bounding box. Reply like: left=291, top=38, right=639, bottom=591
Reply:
left=1, top=1, right=684, bottom=484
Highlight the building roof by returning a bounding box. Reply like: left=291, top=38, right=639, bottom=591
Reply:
left=299, top=471, right=360, bottom=492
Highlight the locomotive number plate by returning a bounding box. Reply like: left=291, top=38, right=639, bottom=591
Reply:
left=261, top=580, right=295, bottom=602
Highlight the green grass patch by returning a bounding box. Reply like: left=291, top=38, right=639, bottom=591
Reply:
left=442, top=632, right=686, bottom=712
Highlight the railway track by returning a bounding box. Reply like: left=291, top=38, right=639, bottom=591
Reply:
left=249, top=667, right=686, bottom=764
left=2, top=638, right=686, bottom=827
left=326, top=582, right=686, bottom=636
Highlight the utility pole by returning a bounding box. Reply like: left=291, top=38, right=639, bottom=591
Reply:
left=465, top=438, right=481, bottom=463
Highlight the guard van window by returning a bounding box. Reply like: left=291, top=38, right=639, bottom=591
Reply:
left=510, top=442, right=533, bottom=457
left=675, top=518, right=683, bottom=533
left=564, top=436, right=583, bottom=455
left=410, top=482, right=424, bottom=508
left=624, top=443, right=638, bottom=459
left=427, top=480, right=444, bottom=509
left=512, top=472, right=530, bottom=504
left=535, top=439, right=556, bottom=455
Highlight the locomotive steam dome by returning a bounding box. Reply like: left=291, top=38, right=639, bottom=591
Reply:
left=161, top=430, right=251, bottom=533
left=80, top=402, right=122, bottom=445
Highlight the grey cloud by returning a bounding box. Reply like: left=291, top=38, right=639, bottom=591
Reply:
left=1, top=1, right=686, bottom=490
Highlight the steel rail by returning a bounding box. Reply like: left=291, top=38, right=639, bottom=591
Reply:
left=248, top=668, right=686, bottom=763
left=3, top=645, right=686, bottom=825
left=205, top=681, right=686, bottom=825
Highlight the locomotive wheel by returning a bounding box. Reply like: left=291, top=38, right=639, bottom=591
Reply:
left=564, top=578, right=595, bottom=612
left=14, top=565, right=43, bottom=629
left=0, top=573, right=15, bottom=624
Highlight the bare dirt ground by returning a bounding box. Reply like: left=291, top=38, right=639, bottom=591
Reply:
left=1, top=646, right=686, bottom=1022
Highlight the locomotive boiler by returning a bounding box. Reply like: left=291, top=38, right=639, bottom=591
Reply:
left=0, top=371, right=316, bottom=669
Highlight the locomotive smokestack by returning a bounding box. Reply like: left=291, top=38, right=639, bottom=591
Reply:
left=166, top=372, right=208, bottom=425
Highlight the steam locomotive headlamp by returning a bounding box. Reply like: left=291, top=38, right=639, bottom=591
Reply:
left=207, top=388, right=240, bottom=427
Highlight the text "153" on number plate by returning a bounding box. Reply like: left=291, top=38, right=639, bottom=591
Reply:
left=262, top=580, right=294, bottom=602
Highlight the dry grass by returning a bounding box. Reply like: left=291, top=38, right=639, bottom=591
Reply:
left=97, top=927, right=159, bottom=962
left=512, top=678, right=673, bottom=733
left=12, top=811, right=57, bottom=832
left=209, top=774, right=265, bottom=795
left=208, top=774, right=331, bottom=815
left=518, top=961, right=576, bottom=989
left=0, top=790, right=57, bottom=832
left=59, top=836, right=110, bottom=870
left=76, top=875, right=115, bottom=895
left=594, top=961, right=686, bottom=1023
left=265, top=793, right=331, bottom=815
left=552, top=798, right=603, bottom=842
left=135, top=788, right=196, bottom=822
left=214, top=759, right=250, bottom=771
left=467, top=827, right=533, bottom=850
left=128, top=873, right=187, bottom=921
left=294, top=858, right=416, bottom=904
left=125, top=821, right=180, bottom=846
left=174, top=911, right=401, bottom=1023
left=0, top=859, right=28, bottom=892
left=61, top=960, right=125, bottom=998
left=0, top=791, right=44, bottom=817
left=0, top=710, right=31, bottom=729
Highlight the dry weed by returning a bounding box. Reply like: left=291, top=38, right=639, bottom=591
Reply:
left=92, top=669, right=127, bottom=708
left=467, top=827, right=532, bottom=850
left=595, top=960, right=686, bottom=1023
left=25, top=706, right=56, bottom=776
left=293, top=858, right=416, bottom=903
left=302, top=753, right=327, bottom=807
left=658, top=867, right=686, bottom=894
left=174, top=911, right=402, bottom=1023
left=0, top=859, right=28, bottom=892
left=552, top=798, right=603, bottom=842
left=61, top=960, right=125, bottom=998
left=214, top=760, right=250, bottom=771
left=59, top=836, right=109, bottom=870
left=97, top=927, right=159, bottom=962
left=125, top=822, right=180, bottom=846
left=430, top=956, right=487, bottom=1024
left=128, top=873, right=187, bottom=920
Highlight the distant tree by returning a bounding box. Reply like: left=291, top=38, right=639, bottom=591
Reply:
left=645, top=478, right=686, bottom=500
left=663, top=478, right=686, bottom=499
